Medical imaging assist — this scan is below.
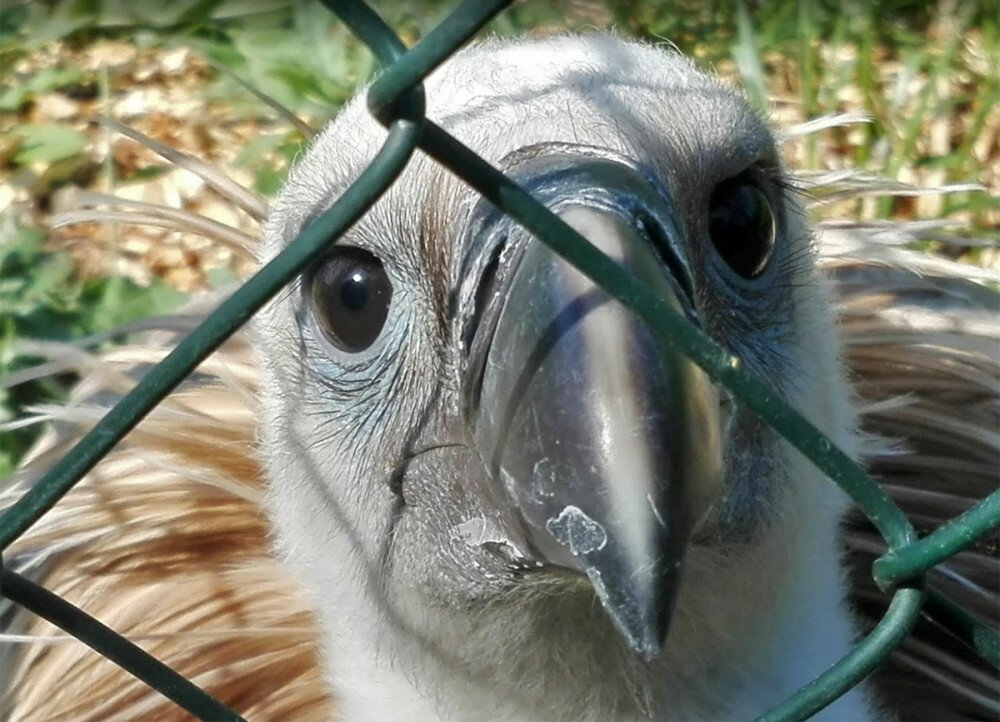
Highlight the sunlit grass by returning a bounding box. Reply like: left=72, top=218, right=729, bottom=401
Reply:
left=2, top=1, right=996, bottom=223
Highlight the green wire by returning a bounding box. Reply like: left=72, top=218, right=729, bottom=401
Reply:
left=754, top=587, right=925, bottom=722
left=874, top=489, right=1000, bottom=590
left=1, top=564, right=246, bottom=722
left=363, top=0, right=512, bottom=120
left=2, top=1, right=998, bottom=719
left=924, top=587, right=1000, bottom=668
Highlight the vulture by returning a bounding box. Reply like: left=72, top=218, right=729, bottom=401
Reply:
left=2, top=32, right=998, bottom=722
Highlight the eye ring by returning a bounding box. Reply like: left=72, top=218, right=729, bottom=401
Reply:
left=707, top=174, right=777, bottom=280
left=307, top=247, right=393, bottom=354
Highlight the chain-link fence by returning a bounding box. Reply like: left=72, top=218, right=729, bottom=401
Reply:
left=2, top=1, right=998, bottom=720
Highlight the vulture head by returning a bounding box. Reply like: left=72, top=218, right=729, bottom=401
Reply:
left=255, top=34, right=868, bottom=720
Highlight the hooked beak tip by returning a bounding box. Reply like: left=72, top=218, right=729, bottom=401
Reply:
left=583, top=547, right=682, bottom=660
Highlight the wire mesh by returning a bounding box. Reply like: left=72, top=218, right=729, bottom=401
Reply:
left=1, top=0, right=997, bottom=720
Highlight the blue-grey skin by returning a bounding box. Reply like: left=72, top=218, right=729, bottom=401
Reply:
left=255, top=34, right=872, bottom=722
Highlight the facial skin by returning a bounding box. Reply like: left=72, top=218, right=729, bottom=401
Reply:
left=254, top=34, right=872, bottom=722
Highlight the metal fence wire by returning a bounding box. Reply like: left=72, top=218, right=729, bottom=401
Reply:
left=1, top=1, right=998, bottom=720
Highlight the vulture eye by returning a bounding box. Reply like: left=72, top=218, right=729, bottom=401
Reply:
left=309, top=247, right=393, bottom=353
left=708, top=175, right=776, bottom=279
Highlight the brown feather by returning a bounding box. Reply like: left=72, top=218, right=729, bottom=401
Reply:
left=825, top=256, right=1000, bottom=721
left=3, top=331, right=332, bottom=721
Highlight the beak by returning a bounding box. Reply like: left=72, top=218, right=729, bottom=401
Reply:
left=460, top=153, right=723, bottom=659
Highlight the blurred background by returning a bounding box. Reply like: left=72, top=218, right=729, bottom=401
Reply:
left=0, top=0, right=997, bottom=474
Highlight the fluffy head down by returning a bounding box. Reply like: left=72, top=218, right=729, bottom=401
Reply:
left=255, top=33, right=869, bottom=721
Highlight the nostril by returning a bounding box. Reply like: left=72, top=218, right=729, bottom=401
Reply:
left=463, top=233, right=508, bottom=419
left=636, top=211, right=698, bottom=325
left=466, top=233, right=506, bottom=354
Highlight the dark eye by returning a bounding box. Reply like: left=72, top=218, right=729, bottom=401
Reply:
left=708, top=175, right=776, bottom=279
left=309, top=247, right=393, bottom=353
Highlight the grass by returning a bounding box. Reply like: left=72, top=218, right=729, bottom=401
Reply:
left=0, top=0, right=997, bottom=475
left=0, top=223, right=186, bottom=474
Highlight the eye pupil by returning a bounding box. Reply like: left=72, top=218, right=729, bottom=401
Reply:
left=309, top=248, right=392, bottom=353
left=708, top=175, right=776, bottom=279
left=341, top=271, right=369, bottom=312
